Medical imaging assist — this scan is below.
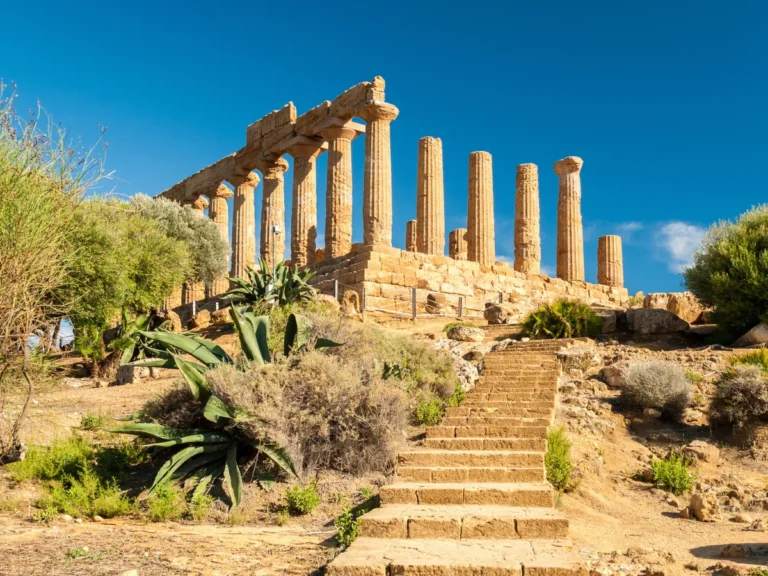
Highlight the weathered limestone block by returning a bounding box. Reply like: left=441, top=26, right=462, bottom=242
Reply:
left=667, top=292, right=705, bottom=323
left=416, top=136, right=445, bottom=255
left=514, top=163, right=540, bottom=274
left=188, top=309, right=211, bottom=329
left=230, top=172, right=260, bottom=279
left=688, top=492, right=721, bottom=522
left=288, top=142, right=324, bottom=268
left=447, top=325, right=485, bottom=342
left=405, top=220, right=418, bottom=252
left=449, top=228, right=468, bottom=260
left=329, top=76, right=385, bottom=120
left=626, top=308, right=689, bottom=334
left=597, top=235, right=623, bottom=288
left=426, top=293, right=447, bottom=314
left=643, top=293, right=669, bottom=310
left=467, top=151, right=495, bottom=266
left=164, top=286, right=183, bottom=311
left=321, top=125, right=356, bottom=258
left=359, top=102, right=399, bottom=247
left=734, top=323, right=768, bottom=347
left=247, top=103, right=296, bottom=144
left=259, top=159, right=289, bottom=269
left=554, top=156, right=584, bottom=282
left=295, top=101, right=330, bottom=136
left=208, top=184, right=234, bottom=295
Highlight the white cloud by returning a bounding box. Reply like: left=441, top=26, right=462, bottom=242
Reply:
left=496, top=255, right=514, bottom=266
left=614, top=221, right=644, bottom=243
left=540, top=264, right=555, bottom=277
left=657, top=222, right=706, bottom=273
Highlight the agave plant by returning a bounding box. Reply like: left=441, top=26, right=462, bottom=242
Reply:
left=107, top=308, right=173, bottom=365
left=225, top=259, right=316, bottom=307
left=112, top=306, right=339, bottom=508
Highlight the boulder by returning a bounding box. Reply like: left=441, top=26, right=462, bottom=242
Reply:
left=594, top=308, right=618, bottom=333
left=188, top=309, right=211, bottom=329
left=667, top=292, right=705, bottom=324
left=115, top=365, right=151, bottom=385
left=733, top=323, right=768, bottom=347
left=463, top=350, right=484, bottom=362
left=599, top=360, right=631, bottom=388
left=341, top=290, right=360, bottom=314
left=315, top=294, right=341, bottom=312
left=483, top=302, right=518, bottom=325
left=557, top=345, right=602, bottom=372
left=447, top=325, right=485, bottom=343
left=166, top=310, right=182, bottom=333
left=211, top=308, right=230, bottom=325
left=682, top=440, right=720, bottom=464
left=643, top=293, right=670, bottom=310
left=625, top=308, right=689, bottom=334
left=689, top=492, right=721, bottom=522
left=426, top=293, right=448, bottom=314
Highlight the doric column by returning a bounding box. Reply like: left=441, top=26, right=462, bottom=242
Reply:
left=405, top=220, right=417, bottom=252
left=185, top=196, right=209, bottom=304
left=359, top=102, right=399, bottom=247
left=320, top=125, right=356, bottom=258
left=514, top=163, right=541, bottom=274
left=467, top=151, right=495, bottom=265
left=288, top=142, right=324, bottom=268
left=598, top=235, right=624, bottom=287
left=416, top=136, right=445, bottom=255
left=230, top=172, right=260, bottom=280
left=259, top=158, right=289, bottom=270
left=208, top=184, right=234, bottom=295
left=554, top=156, right=585, bottom=282
left=449, top=228, right=468, bottom=260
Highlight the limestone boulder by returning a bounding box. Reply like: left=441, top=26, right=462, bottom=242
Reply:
left=682, top=440, right=720, bottom=464
left=643, top=293, right=670, bottom=310
left=667, top=292, right=706, bottom=324
left=593, top=308, right=621, bottom=333
left=483, top=303, right=518, bottom=325
left=315, top=293, right=341, bottom=312
left=626, top=308, right=689, bottom=334
left=188, top=309, right=211, bottom=329
left=341, top=290, right=360, bottom=315
left=599, top=360, right=631, bottom=388
left=211, top=308, right=231, bottom=325
left=447, top=325, right=485, bottom=343
left=733, top=323, right=768, bottom=347
left=166, top=311, right=182, bottom=333
left=426, top=293, right=448, bottom=314
left=689, top=491, right=721, bottom=522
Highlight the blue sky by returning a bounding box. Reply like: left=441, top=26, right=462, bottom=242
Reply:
left=2, top=0, right=766, bottom=293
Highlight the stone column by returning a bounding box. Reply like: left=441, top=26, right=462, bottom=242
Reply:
left=260, top=158, right=289, bottom=270
left=288, top=143, right=323, bottom=268
left=208, top=183, right=234, bottom=295
left=467, top=151, right=495, bottom=265
left=598, top=235, right=623, bottom=287
left=405, top=220, right=417, bottom=252
left=554, top=156, right=585, bottom=282
left=184, top=195, right=209, bottom=304
left=514, top=163, right=541, bottom=274
left=416, top=136, right=445, bottom=255
left=320, top=125, right=355, bottom=258
left=230, top=172, right=260, bottom=280
left=359, top=102, right=399, bottom=247
left=449, top=228, right=468, bottom=260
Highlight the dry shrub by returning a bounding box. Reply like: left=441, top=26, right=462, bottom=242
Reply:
left=621, top=361, right=692, bottom=420
left=710, top=365, right=768, bottom=428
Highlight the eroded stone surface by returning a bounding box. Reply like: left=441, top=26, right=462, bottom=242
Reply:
left=554, top=157, right=584, bottom=282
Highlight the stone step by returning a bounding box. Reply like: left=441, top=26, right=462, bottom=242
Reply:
left=472, top=385, right=557, bottom=393
left=446, top=405, right=553, bottom=417
left=462, top=400, right=555, bottom=408
left=397, top=466, right=545, bottom=483
left=465, top=391, right=557, bottom=402
left=443, top=415, right=553, bottom=426
left=398, top=450, right=543, bottom=468
left=479, top=371, right=559, bottom=378
left=476, top=379, right=559, bottom=387
left=427, top=424, right=549, bottom=439
left=425, top=437, right=546, bottom=451
left=359, top=505, right=569, bottom=540
left=327, top=538, right=583, bottom=576
left=380, top=482, right=555, bottom=506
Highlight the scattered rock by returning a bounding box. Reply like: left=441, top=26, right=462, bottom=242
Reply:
left=119, top=570, right=139, bottom=576
left=689, top=491, right=721, bottom=522
left=93, top=515, right=104, bottom=522
left=166, top=310, right=182, bottom=333
left=188, top=309, right=211, bottom=329
left=211, top=307, right=231, bottom=324
left=643, top=293, right=670, bottom=310
left=60, top=514, right=73, bottom=522
left=711, top=564, right=745, bottom=576
left=730, top=513, right=752, bottom=524
left=733, top=323, right=768, bottom=347
left=594, top=308, right=619, bottom=333
left=483, top=302, right=519, bottom=325
left=625, top=308, right=690, bottom=334
left=599, top=360, right=631, bottom=388
left=341, top=290, right=360, bottom=315
left=462, top=350, right=484, bottom=362
left=679, top=506, right=691, bottom=519
left=426, top=293, right=448, bottom=314
left=667, top=292, right=705, bottom=324
left=447, top=325, right=485, bottom=343
left=315, top=294, right=341, bottom=312
left=557, top=345, right=602, bottom=373
left=746, top=518, right=766, bottom=531
left=684, top=561, right=700, bottom=571
left=682, top=440, right=721, bottom=464
left=115, top=365, right=151, bottom=386
left=643, top=408, right=662, bottom=419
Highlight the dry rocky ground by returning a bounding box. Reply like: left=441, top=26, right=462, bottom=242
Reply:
left=1, top=322, right=767, bottom=575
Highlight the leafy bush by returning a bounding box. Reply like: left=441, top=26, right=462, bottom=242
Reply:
left=285, top=480, right=321, bottom=515
left=621, top=362, right=692, bottom=420
left=9, top=435, right=94, bottom=483
left=522, top=299, right=602, bottom=339
left=684, top=205, right=768, bottom=337
left=684, top=370, right=703, bottom=383
left=414, top=398, right=444, bottom=426
left=651, top=452, right=696, bottom=495
left=545, top=427, right=573, bottom=492
left=730, top=349, right=768, bottom=372
left=224, top=259, right=315, bottom=307
left=710, top=365, right=768, bottom=428
left=335, top=506, right=361, bottom=548
left=80, top=414, right=106, bottom=431
left=147, top=482, right=186, bottom=522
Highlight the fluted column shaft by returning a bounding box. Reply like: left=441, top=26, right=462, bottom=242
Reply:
left=514, top=163, right=541, bottom=274
left=259, top=159, right=288, bottom=270
left=405, top=220, right=417, bottom=252
left=231, top=172, right=260, bottom=280
left=555, top=156, right=585, bottom=282
left=416, top=136, right=445, bottom=255
left=208, top=184, right=234, bottom=295
left=598, top=235, right=624, bottom=287
left=449, top=228, right=468, bottom=260
left=467, top=151, right=495, bottom=265
left=321, top=126, right=355, bottom=258
left=359, top=102, right=399, bottom=246
left=183, top=196, right=209, bottom=304
left=289, top=144, right=323, bottom=268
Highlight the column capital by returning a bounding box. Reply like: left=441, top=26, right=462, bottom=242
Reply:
left=359, top=101, right=399, bottom=123
left=260, top=157, right=290, bottom=178
left=319, top=125, right=358, bottom=142
left=190, top=195, right=209, bottom=211
left=287, top=139, right=324, bottom=160
left=210, top=183, right=234, bottom=200
left=229, top=171, right=260, bottom=189
left=517, top=162, right=538, bottom=176
left=554, top=156, right=583, bottom=176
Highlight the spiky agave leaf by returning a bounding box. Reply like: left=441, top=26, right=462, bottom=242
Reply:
left=137, top=330, right=224, bottom=367
left=150, top=444, right=230, bottom=492
left=229, top=305, right=270, bottom=364
left=173, top=354, right=212, bottom=402
left=259, top=440, right=297, bottom=478
left=110, top=422, right=216, bottom=440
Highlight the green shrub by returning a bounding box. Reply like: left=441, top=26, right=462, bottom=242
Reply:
left=189, top=491, right=214, bottom=522
left=730, top=349, right=768, bottom=372
left=147, top=483, right=186, bottom=522
left=684, top=205, right=768, bottom=337
left=334, top=506, right=361, bottom=548
left=710, top=364, right=768, bottom=428
left=522, top=299, right=602, bottom=339
left=414, top=398, right=444, bottom=426
left=285, top=480, right=321, bottom=515
left=684, top=370, right=704, bottom=383
left=650, top=452, right=696, bottom=495
left=545, top=427, right=573, bottom=492
left=621, top=362, right=692, bottom=420
left=80, top=414, right=106, bottom=431
left=9, top=435, right=93, bottom=483
left=445, top=385, right=466, bottom=408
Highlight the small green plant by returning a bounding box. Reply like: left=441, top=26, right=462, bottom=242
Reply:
left=65, top=547, right=104, bottom=561
left=545, top=427, right=573, bottom=492
left=442, top=321, right=477, bottom=333
left=80, top=413, right=106, bottom=431
left=285, top=480, right=321, bottom=515
left=9, top=435, right=94, bottom=483
left=414, top=397, right=444, bottom=426
left=334, top=506, right=361, bottom=548
left=627, top=292, right=644, bottom=307
left=650, top=452, right=696, bottom=495
left=358, top=487, right=375, bottom=500
left=684, top=370, right=703, bottom=383
left=274, top=508, right=290, bottom=526
left=33, top=503, right=58, bottom=523
left=445, top=385, right=466, bottom=408
left=748, top=568, right=768, bottom=576
left=147, top=482, right=186, bottom=522
left=189, top=491, right=214, bottom=522
left=730, top=349, right=768, bottom=372
left=522, top=299, right=602, bottom=339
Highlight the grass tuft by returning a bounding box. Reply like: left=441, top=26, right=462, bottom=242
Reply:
left=545, top=427, right=574, bottom=492
left=651, top=452, right=696, bottom=495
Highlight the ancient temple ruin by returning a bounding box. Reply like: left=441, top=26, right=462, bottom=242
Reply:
left=156, top=77, right=628, bottom=318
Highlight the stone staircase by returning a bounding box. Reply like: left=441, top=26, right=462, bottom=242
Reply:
left=328, top=340, right=585, bottom=576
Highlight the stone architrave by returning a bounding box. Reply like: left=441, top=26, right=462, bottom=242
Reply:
left=208, top=183, right=234, bottom=295
left=514, top=163, right=541, bottom=274
left=230, top=172, right=260, bottom=280
left=416, top=136, right=445, bottom=255
left=405, top=220, right=417, bottom=252
left=288, top=142, right=324, bottom=268
left=320, top=125, right=356, bottom=258
left=449, top=228, right=468, bottom=260
left=597, top=234, right=623, bottom=287
left=259, top=158, right=288, bottom=270
left=554, top=156, right=585, bottom=282
left=467, top=151, right=495, bottom=265
left=359, top=102, right=399, bottom=247
left=185, top=196, right=209, bottom=303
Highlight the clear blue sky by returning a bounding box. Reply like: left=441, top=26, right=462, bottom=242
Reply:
left=2, top=0, right=766, bottom=293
